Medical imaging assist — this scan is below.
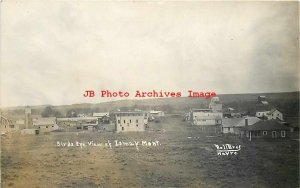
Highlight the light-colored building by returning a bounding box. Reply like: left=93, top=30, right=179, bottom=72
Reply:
left=33, top=117, right=59, bottom=132
left=149, top=110, right=165, bottom=117
left=93, top=112, right=110, bottom=123
left=267, top=109, right=283, bottom=121
left=209, top=97, right=222, bottom=112
left=114, top=111, right=145, bottom=132
left=21, top=129, right=39, bottom=135
left=0, top=114, right=19, bottom=134
left=25, top=107, right=33, bottom=129
left=256, top=108, right=283, bottom=121
left=191, top=109, right=222, bottom=126
left=93, top=112, right=109, bottom=117
left=256, top=111, right=270, bottom=118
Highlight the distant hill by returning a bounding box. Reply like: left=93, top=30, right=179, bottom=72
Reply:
left=1, top=92, right=299, bottom=120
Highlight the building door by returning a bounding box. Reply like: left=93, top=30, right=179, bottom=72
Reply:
left=272, top=131, right=277, bottom=138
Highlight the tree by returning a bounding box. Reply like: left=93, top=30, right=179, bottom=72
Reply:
left=41, top=106, right=62, bottom=117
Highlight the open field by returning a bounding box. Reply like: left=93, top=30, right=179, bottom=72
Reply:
left=1, top=115, right=299, bottom=188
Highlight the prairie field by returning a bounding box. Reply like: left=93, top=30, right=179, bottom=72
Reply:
left=1, top=115, right=299, bottom=188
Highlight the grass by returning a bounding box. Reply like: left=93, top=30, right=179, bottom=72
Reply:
left=1, top=115, right=299, bottom=188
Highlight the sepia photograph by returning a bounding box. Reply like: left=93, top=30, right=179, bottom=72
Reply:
left=0, top=1, right=299, bottom=187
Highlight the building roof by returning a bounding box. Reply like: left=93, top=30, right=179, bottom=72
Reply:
left=93, top=112, right=109, bottom=117
left=192, top=109, right=211, bottom=112
left=242, top=120, right=290, bottom=131
left=222, top=118, right=242, bottom=127
left=222, top=117, right=261, bottom=128
left=33, top=117, right=56, bottom=126
left=195, top=115, right=222, bottom=120
left=267, top=108, right=281, bottom=115
left=236, top=117, right=261, bottom=127
left=112, top=111, right=144, bottom=116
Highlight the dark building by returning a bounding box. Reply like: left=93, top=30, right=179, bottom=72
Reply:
left=241, top=120, right=290, bottom=140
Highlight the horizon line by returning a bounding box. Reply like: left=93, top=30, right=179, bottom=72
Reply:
left=1, top=90, right=299, bottom=109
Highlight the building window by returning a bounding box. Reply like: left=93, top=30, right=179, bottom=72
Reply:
left=263, top=131, right=267, bottom=136
left=136, top=119, right=138, bottom=123
left=123, top=120, right=125, bottom=123
left=228, top=127, right=231, bottom=131
left=122, top=127, right=124, bottom=131
left=118, top=120, right=120, bottom=124
left=254, top=131, right=261, bottom=136
left=281, top=131, right=285, bottom=138
left=130, top=119, right=132, bottom=123
left=272, top=131, right=277, bottom=138
left=136, top=124, right=138, bottom=127
left=46, top=126, right=48, bottom=128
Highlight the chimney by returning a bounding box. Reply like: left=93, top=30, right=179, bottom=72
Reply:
left=245, top=118, right=248, bottom=126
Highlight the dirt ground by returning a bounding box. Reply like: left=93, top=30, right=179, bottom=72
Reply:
left=1, top=115, right=299, bottom=188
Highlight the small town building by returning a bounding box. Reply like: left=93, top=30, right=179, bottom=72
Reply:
left=267, top=109, right=283, bottom=121
left=221, top=118, right=242, bottom=134
left=114, top=111, right=145, bottom=132
left=57, top=117, right=98, bottom=127
left=223, top=107, right=244, bottom=118
left=257, top=96, right=269, bottom=105
left=149, top=110, right=165, bottom=117
left=209, top=97, right=222, bottom=112
left=256, top=108, right=283, bottom=121
left=221, top=116, right=261, bottom=134
left=191, top=109, right=222, bottom=126
left=93, top=112, right=110, bottom=123
left=241, top=120, right=290, bottom=140
left=20, top=128, right=39, bottom=135
left=33, top=117, right=59, bottom=133
left=0, top=114, right=19, bottom=134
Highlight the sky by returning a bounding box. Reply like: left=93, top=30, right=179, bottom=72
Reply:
left=0, top=1, right=299, bottom=107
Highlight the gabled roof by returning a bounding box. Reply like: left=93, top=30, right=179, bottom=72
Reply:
left=242, top=120, right=289, bottom=131
left=222, top=118, right=242, bottom=127
left=267, top=108, right=281, bottom=115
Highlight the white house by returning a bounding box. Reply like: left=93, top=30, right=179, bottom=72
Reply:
left=191, top=109, right=222, bottom=126
left=33, top=117, right=59, bottom=133
left=114, top=111, right=145, bottom=132
left=267, top=109, right=283, bottom=121
left=256, top=109, right=283, bottom=121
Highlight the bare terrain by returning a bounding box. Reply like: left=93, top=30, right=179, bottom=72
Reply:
left=1, top=115, right=299, bottom=188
